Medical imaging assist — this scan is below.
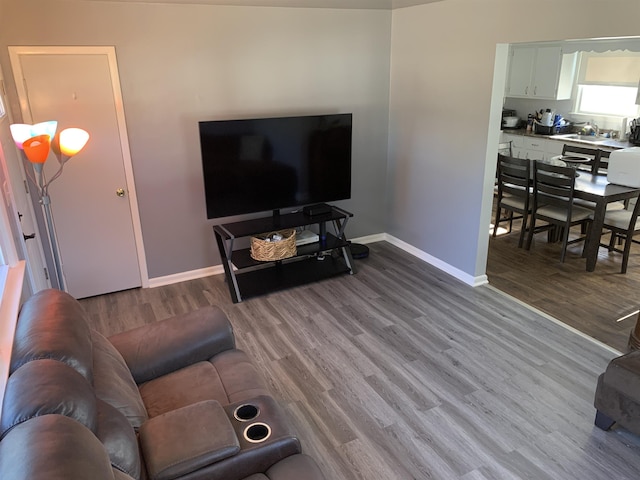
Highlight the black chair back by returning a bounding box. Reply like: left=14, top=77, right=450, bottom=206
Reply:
left=497, top=153, right=530, bottom=198
left=534, top=162, right=576, bottom=211
left=562, top=144, right=599, bottom=174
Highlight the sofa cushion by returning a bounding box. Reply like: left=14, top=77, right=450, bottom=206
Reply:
left=0, top=359, right=97, bottom=439
left=11, top=289, right=93, bottom=383
left=265, top=454, right=326, bottom=480
left=96, top=400, right=142, bottom=480
left=139, top=350, right=269, bottom=418
left=92, top=330, right=148, bottom=429
left=210, top=349, right=270, bottom=404
left=140, top=362, right=228, bottom=418
left=139, top=400, right=240, bottom=480
left=0, top=415, right=115, bottom=480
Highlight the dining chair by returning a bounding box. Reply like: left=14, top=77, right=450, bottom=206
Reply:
left=596, top=149, right=630, bottom=211
left=600, top=192, right=640, bottom=273
left=561, top=143, right=600, bottom=173
left=526, top=161, right=594, bottom=262
left=498, top=141, right=513, bottom=156
left=493, top=153, right=531, bottom=247
left=494, top=141, right=514, bottom=193
left=563, top=146, right=625, bottom=213
left=596, top=149, right=610, bottom=174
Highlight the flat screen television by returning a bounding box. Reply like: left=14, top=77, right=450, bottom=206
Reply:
left=199, top=113, right=352, bottom=219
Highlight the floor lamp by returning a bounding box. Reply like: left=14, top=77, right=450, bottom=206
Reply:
left=10, top=121, right=90, bottom=291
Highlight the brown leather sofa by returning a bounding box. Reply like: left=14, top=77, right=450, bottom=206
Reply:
left=0, top=289, right=325, bottom=480
left=594, top=349, right=640, bottom=436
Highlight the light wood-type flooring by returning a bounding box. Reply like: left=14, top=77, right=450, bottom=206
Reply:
left=80, top=242, right=640, bottom=480
left=487, top=210, right=640, bottom=353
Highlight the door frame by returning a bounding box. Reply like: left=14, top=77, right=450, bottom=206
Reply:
left=8, top=45, right=149, bottom=289
left=0, top=63, right=50, bottom=294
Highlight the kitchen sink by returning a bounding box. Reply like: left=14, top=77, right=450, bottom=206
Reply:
left=551, top=133, right=608, bottom=145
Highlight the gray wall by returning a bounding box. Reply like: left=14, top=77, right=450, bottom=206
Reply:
left=0, top=0, right=391, bottom=279
left=4, top=0, right=640, bottom=286
left=388, top=0, right=640, bottom=281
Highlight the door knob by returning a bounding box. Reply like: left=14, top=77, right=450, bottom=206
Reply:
left=116, top=188, right=126, bottom=197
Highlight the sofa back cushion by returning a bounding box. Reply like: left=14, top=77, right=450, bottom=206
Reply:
left=11, top=290, right=93, bottom=383
left=0, top=359, right=98, bottom=440
left=92, top=330, right=148, bottom=429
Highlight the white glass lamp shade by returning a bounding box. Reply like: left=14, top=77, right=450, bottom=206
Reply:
left=59, top=128, right=90, bottom=157
left=9, top=124, right=33, bottom=150
left=31, top=120, right=58, bottom=139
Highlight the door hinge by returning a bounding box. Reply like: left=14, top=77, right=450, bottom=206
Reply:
left=24, top=180, right=29, bottom=194
left=43, top=267, right=50, bottom=280
left=0, top=79, right=5, bottom=96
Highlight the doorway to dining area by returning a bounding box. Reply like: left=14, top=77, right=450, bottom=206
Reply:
left=486, top=37, right=640, bottom=354
left=486, top=194, right=640, bottom=353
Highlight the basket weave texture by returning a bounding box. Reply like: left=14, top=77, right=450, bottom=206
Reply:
left=250, top=229, right=297, bottom=261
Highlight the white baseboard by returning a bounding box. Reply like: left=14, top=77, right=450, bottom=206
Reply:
left=147, top=233, right=486, bottom=289
left=148, top=265, right=224, bottom=288
left=381, top=234, right=488, bottom=287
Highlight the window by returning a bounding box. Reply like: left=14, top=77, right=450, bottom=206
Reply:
left=577, top=85, right=639, bottom=117
left=574, top=52, right=640, bottom=118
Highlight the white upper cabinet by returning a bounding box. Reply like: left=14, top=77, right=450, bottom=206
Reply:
left=506, top=44, right=577, bottom=100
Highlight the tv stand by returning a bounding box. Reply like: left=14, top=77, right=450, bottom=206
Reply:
left=213, top=206, right=355, bottom=303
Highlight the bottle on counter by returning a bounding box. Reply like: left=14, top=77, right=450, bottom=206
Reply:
left=526, top=115, right=533, bottom=133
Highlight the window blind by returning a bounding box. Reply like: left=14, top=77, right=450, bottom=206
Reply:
left=580, top=53, right=640, bottom=86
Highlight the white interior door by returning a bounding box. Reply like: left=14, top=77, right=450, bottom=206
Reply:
left=9, top=47, right=147, bottom=299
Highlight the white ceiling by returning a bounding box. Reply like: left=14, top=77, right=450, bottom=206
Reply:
left=75, top=0, right=444, bottom=9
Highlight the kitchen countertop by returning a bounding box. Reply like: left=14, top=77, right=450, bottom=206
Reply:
left=501, top=128, right=634, bottom=150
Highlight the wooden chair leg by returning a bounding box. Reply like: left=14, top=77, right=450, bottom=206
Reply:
left=525, top=215, right=536, bottom=250
left=493, top=206, right=501, bottom=237
left=621, top=235, right=632, bottom=274
left=595, top=410, right=616, bottom=431
left=559, top=223, right=570, bottom=263
left=518, top=212, right=528, bottom=248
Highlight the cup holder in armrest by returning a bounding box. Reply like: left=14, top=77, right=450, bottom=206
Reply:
left=233, top=404, right=259, bottom=422
left=243, top=422, right=272, bottom=443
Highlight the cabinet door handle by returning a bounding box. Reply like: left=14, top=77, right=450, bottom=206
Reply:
left=525, top=86, right=528, bottom=95
left=534, top=86, right=537, bottom=95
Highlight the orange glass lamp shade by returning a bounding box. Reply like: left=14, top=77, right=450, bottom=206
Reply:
left=59, top=128, right=90, bottom=157
left=22, top=135, right=51, bottom=164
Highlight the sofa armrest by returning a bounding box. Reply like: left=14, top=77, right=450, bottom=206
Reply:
left=139, top=400, right=240, bottom=480
left=108, top=306, right=235, bottom=384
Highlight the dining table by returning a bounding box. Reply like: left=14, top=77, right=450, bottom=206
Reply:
left=573, top=171, right=640, bottom=272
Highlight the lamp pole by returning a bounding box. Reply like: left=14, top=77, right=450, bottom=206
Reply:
left=32, top=161, right=66, bottom=291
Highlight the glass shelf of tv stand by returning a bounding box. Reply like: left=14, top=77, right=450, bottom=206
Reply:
left=229, top=232, right=348, bottom=270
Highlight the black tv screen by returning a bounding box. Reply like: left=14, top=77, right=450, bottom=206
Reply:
left=199, top=113, right=352, bottom=219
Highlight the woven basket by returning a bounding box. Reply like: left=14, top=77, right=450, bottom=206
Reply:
left=250, top=229, right=297, bottom=261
